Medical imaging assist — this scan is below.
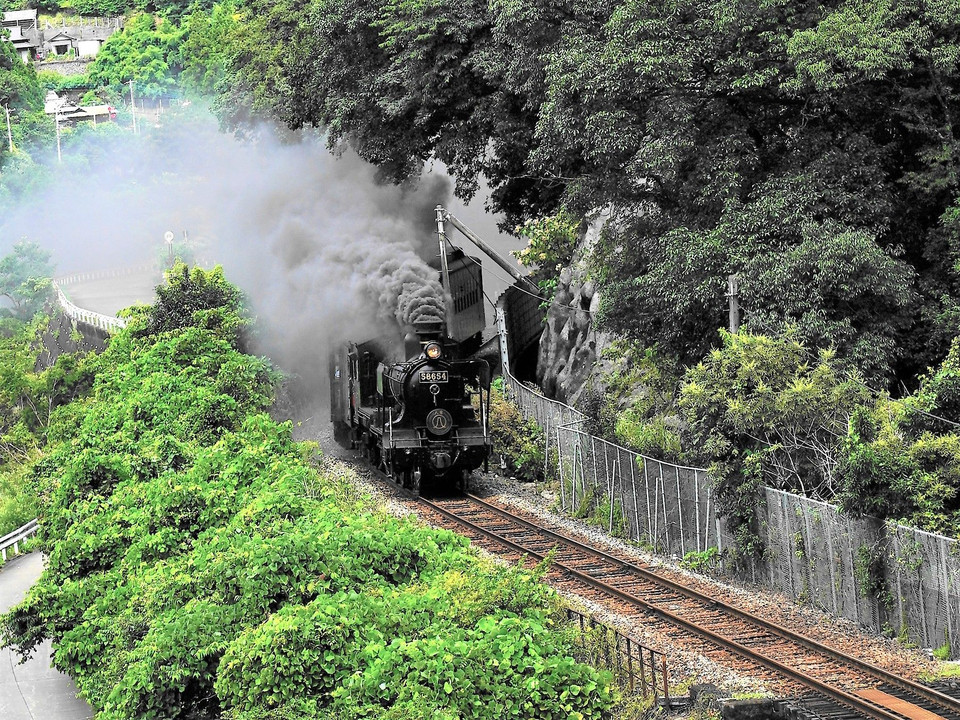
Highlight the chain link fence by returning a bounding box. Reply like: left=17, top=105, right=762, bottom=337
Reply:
left=501, top=368, right=960, bottom=657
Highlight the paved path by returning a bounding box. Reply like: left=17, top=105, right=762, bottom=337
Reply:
left=60, top=271, right=158, bottom=317
left=0, top=553, right=93, bottom=719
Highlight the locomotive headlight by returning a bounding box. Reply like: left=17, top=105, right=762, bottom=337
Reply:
left=425, top=342, right=442, bottom=360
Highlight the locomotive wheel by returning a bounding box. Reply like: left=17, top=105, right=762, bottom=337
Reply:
left=332, top=422, right=350, bottom=447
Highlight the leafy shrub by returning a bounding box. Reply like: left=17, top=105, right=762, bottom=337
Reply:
left=489, top=378, right=545, bottom=482
left=679, top=329, right=871, bottom=558
left=513, top=209, right=582, bottom=302
left=36, top=71, right=93, bottom=92
left=128, top=262, right=250, bottom=348
left=615, top=411, right=683, bottom=461
left=0, top=241, right=54, bottom=321
left=576, top=341, right=684, bottom=459
left=0, top=465, right=37, bottom=537
left=1, top=272, right=614, bottom=720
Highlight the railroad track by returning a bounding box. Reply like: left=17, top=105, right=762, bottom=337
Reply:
left=416, top=492, right=960, bottom=720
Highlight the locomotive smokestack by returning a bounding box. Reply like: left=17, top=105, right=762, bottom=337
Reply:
left=414, top=318, right=444, bottom=341
left=404, top=331, right=420, bottom=360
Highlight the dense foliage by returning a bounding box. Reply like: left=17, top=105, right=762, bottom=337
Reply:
left=0, top=39, right=53, bottom=206
left=0, top=241, right=53, bottom=320
left=488, top=378, right=545, bottom=483
left=674, top=330, right=960, bottom=551
left=179, top=0, right=960, bottom=388
left=14, top=0, right=960, bottom=552
left=513, top=210, right=581, bottom=303
left=0, top=241, right=91, bottom=536
left=13, top=0, right=960, bottom=386
left=2, top=268, right=614, bottom=719
left=88, top=13, right=183, bottom=99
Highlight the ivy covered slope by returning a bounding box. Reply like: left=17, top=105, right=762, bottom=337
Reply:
left=1, top=264, right=613, bottom=720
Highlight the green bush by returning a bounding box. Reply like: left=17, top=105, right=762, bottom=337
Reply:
left=36, top=71, right=93, bottom=92
left=489, top=378, right=546, bottom=482
left=0, top=465, right=37, bottom=537
left=679, top=329, right=871, bottom=558
left=2, top=269, right=614, bottom=720
left=513, top=209, right=582, bottom=303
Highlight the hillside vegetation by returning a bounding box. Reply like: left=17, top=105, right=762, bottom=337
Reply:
left=6, top=0, right=960, bottom=540
left=1, top=265, right=614, bottom=720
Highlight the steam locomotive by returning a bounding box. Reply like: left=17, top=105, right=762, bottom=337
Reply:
left=329, top=249, right=493, bottom=496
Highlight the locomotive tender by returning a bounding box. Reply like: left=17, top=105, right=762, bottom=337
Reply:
left=329, top=245, right=492, bottom=496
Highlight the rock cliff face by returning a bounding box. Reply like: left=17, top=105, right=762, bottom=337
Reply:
left=536, top=209, right=615, bottom=406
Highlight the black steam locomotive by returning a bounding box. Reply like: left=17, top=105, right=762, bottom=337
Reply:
left=329, top=249, right=492, bottom=496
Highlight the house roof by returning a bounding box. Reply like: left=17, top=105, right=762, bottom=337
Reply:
left=44, top=92, right=75, bottom=115
left=2, top=10, right=37, bottom=22
left=46, top=31, right=77, bottom=41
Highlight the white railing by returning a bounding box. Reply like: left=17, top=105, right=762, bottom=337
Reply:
left=53, top=282, right=127, bottom=333
left=0, top=519, right=38, bottom=562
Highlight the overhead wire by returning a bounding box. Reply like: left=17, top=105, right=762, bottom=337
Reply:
left=440, top=230, right=960, bottom=429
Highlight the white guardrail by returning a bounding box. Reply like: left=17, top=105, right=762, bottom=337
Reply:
left=0, top=519, right=38, bottom=562
left=53, top=283, right=127, bottom=333
left=50, top=263, right=154, bottom=334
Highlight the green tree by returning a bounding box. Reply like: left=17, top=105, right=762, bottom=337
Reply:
left=513, top=209, right=581, bottom=302
left=0, top=35, right=51, bottom=168
left=0, top=35, right=42, bottom=112
left=177, top=1, right=238, bottom=98
left=127, top=262, right=250, bottom=348
left=1, top=270, right=613, bottom=720
left=207, top=0, right=960, bottom=382
left=680, top=330, right=871, bottom=556
left=0, top=241, right=53, bottom=320
left=88, top=14, right=184, bottom=99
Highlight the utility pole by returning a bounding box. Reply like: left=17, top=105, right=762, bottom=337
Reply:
left=727, top=274, right=740, bottom=334
left=434, top=205, right=451, bottom=289
left=128, top=80, right=137, bottom=135
left=55, top=109, right=62, bottom=163
left=3, top=105, right=12, bottom=153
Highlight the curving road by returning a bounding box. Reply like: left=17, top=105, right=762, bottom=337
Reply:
left=0, top=553, right=93, bottom=719
left=59, top=270, right=159, bottom=318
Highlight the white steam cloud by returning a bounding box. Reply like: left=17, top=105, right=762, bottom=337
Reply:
left=0, top=109, right=455, bottom=383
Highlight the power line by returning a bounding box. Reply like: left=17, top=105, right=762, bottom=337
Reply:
left=442, top=233, right=960, bottom=430
left=791, top=342, right=960, bottom=430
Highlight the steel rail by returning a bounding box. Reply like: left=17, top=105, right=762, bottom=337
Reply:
left=458, top=494, right=960, bottom=717
left=417, top=495, right=942, bottom=720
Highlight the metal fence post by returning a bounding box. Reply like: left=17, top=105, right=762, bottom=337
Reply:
left=694, top=469, right=702, bottom=553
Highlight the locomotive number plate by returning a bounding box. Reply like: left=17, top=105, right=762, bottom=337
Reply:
left=419, top=370, right=448, bottom=383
